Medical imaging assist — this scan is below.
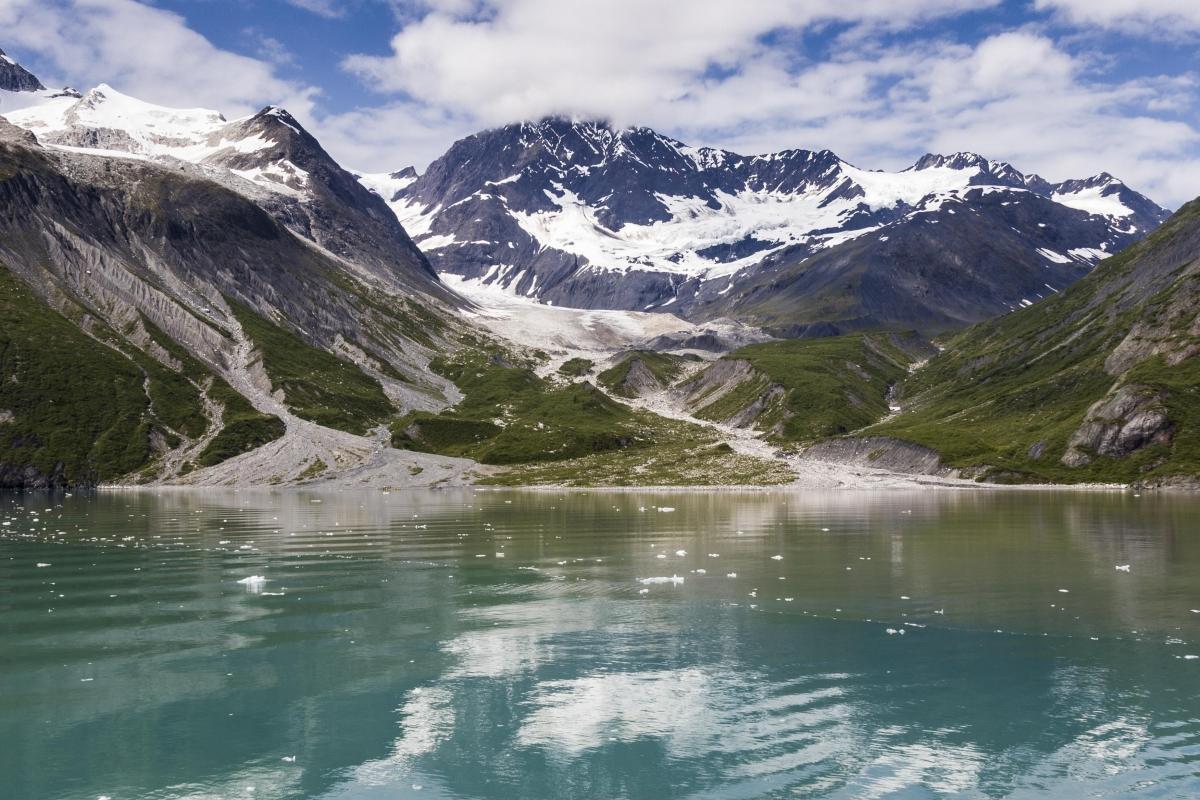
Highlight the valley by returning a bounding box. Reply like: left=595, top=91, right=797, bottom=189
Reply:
left=0, top=47, right=1197, bottom=492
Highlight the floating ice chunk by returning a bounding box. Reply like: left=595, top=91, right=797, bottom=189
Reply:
left=1115, top=564, right=1131, bottom=572
left=639, top=575, right=684, bottom=585
left=770, top=555, right=783, bottom=561
left=237, top=575, right=268, bottom=591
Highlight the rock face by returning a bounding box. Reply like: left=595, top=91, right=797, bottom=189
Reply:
left=0, top=47, right=44, bottom=92
left=801, top=436, right=948, bottom=476
left=1061, top=386, right=1174, bottom=467
left=366, top=117, right=1168, bottom=332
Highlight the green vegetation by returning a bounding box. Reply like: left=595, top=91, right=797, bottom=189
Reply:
left=230, top=300, right=393, bottom=435
left=0, top=266, right=152, bottom=484
left=597, top=351, right=691, bottom=397
left=557, top=357, right=594, bottom=377
left=195, top=378, right=286, bottom=467
left=139, top=313, right=285, bottom=468
left=872, top=199, right=1200, bottom=484
left=693, top=334, right=914, bottom=443
left=481, top=419, right=794, bottom=486
left=392, top=347, right=651, bottom=465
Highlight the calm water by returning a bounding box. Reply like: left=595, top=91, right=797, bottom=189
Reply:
left=2, top=488, right=1199, bottom=800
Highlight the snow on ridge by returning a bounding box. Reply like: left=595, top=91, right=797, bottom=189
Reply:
left=1051, top=184, right=1133, bottom=219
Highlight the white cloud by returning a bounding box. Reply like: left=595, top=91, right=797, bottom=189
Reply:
left=1035, top=0, right=1200, bottom=32
left=0, top=0, right=317, bottom=117
left=345, top=0, right=1000, bottom=127
left=284, top=0, right=346, bottom=18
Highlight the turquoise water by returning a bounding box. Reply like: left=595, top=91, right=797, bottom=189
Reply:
left=2, top=488, right=1199, bottom=799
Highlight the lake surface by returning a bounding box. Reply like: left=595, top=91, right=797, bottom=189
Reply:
left=2, top=488, right=1199, bottom=799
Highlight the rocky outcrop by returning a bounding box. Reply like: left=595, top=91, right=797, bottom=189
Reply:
left=801, top=436, right=949, bottom=476
left=1061, top=384, right=1174, bottom=467
left=0, top=47, right=44, bottom=92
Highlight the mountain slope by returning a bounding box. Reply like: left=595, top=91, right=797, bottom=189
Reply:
left=364, top=118, right=1168, bottom=331
left=0, top=114, right=464, bottom=488
left=3, top=82, right=448, bottom=301
left=869, top=197, right=1200, bottom=485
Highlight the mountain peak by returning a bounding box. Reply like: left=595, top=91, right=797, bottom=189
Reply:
left=0, top=46, right=45, bottom=93
left=911, top=152, right=990, bottom=171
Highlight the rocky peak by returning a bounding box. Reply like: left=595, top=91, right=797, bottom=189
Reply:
left=0, top=47, right=44, bottom=93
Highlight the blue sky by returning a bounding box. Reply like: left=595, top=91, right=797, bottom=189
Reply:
left=2, top=0, right=1199, bottom=205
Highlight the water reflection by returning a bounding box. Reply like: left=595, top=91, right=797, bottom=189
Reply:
left=1, top=488, right=1199, bottom=799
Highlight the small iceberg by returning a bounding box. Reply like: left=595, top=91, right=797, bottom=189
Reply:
left=237, top=575, right=268, bottom=592
left=638, top=575, right=684, bottom=586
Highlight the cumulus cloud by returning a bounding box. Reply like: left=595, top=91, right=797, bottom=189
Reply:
left=0, top=0, right=317, bottom=117
left=344, top=0, right=1000, bottom=126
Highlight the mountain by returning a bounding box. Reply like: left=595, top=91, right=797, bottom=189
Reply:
left=0, top=47, right=44, bottom=92
left=863, top=196, right=1200, bottom=486
left=4, top=84, right=447, bottom=299
left=0, top=53, right=477, bottom=489
left=363, top=118, right=1168, bottom=333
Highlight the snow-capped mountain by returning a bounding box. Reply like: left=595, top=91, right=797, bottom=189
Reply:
left=362, top=118, right=1168, bottom=331
left=0, top=46, right=44, bottom=92
left=1, top=74, right=444, bottom=298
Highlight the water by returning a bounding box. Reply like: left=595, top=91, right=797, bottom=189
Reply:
left=2, top=488, right=1199, bottom=800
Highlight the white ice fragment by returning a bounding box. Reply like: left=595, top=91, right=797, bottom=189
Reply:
left=638, top=575, right=684, bottom=586
left=1115, top=564, right=1131, bottom=572
left=770, top=555, right=783, bottom=561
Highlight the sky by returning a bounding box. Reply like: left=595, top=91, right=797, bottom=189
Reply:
left=0, top=0, right=1198, bottom=206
